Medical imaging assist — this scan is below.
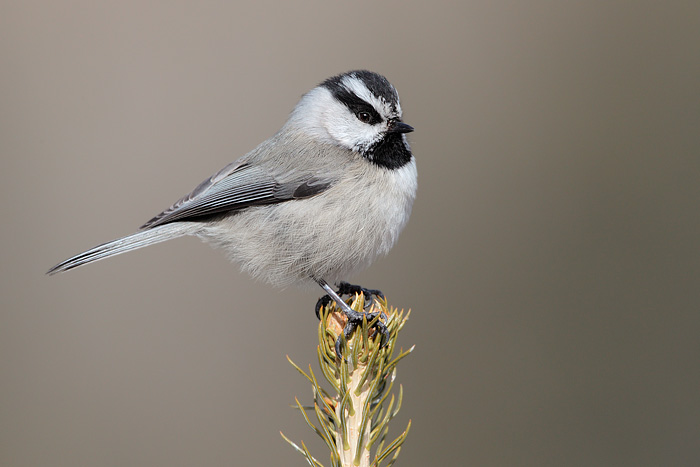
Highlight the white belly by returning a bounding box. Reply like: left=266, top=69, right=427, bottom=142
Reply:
left=200, top=159, right=417, bottom=287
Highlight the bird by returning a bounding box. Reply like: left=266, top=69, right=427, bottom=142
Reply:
left=48, top=70, right=416, bottom=351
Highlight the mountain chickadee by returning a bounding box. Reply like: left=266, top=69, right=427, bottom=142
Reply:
left=48, top=70, right=416, bottom=350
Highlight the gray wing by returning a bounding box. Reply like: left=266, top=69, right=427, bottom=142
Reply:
left=141, top=160, right=333, bottom=229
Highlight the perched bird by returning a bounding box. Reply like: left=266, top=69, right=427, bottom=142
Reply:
left=48, top=70, right=416, bottom=351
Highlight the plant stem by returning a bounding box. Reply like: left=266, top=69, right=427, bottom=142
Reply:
left=283, top=294, right=413, bottom=467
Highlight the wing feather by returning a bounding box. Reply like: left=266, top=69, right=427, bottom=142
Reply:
left=141, top=161, right=333, bottom=229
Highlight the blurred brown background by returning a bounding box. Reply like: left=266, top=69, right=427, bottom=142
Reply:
left=2, top=1, right=699, bottom=466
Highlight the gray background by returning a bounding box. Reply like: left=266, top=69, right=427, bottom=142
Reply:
left=2, top=1, right=699, bottom=466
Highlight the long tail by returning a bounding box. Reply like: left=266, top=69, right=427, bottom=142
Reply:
left=47, top=223, right=199, bottom=275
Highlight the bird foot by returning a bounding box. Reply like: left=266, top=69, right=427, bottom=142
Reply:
left=315, top=281, right=388, bottom=358
left=315, top=281, right=385, bottom=319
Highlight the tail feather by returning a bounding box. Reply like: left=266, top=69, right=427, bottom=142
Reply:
left=47, top=223, right=198, bottom=275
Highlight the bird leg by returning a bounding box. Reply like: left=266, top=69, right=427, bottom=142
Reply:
left=316, top=280, right=388, bottom=357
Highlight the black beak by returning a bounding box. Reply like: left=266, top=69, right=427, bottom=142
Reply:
left=389, top=120, right=414, bottom=134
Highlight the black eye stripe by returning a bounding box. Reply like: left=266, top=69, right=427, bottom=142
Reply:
left=321, top=74, right=385, bottom=125
left=333, top=89, right=382, bottom=125
left=351, top=104, right=381, bottom=125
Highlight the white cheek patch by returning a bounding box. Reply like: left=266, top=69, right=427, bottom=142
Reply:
left=324, top=106, right=384, bottom=153
left=289, top=74, right=403, bottom=153
left=288, top=88, right=339, bottom=144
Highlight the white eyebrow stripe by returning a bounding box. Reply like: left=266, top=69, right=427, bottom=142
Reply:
left=340, top=75, right=398, bottom=118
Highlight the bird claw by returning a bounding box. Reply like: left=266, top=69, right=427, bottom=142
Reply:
left=315, top=294, right=332, bottom=320
left=315, top=282, right=388, bottom=358
left=315, top=281, right=385, bottom=319
left=334, top=310, right=388, bottom=358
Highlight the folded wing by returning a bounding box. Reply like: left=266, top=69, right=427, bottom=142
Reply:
left=142, top=161, right=333, bottom=229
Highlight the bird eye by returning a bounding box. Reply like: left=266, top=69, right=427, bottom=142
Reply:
left=356, top=111, right=372, bottom=123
